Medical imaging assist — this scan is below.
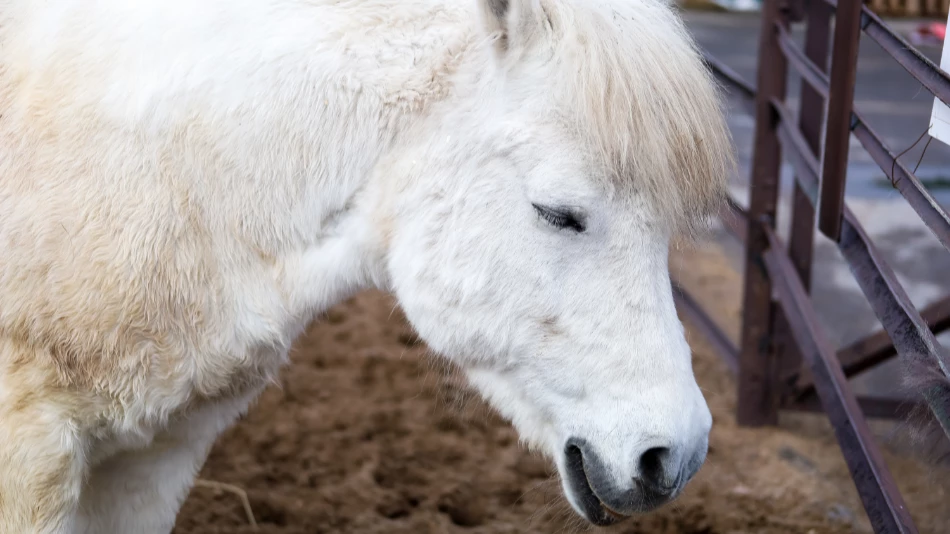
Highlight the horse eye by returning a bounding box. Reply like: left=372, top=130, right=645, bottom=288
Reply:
left=532, top=204, right=586, bottom=233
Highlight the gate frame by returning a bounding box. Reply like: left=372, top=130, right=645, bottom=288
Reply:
left=676, top=0, right=950, bottom=531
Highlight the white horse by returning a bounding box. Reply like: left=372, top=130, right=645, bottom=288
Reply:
left=0, top=0, right=733, bottom=531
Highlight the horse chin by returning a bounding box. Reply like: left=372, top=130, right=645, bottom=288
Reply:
left=560, top=459, right=631, bottom=527
left=565, top=481, right=630, bottom=527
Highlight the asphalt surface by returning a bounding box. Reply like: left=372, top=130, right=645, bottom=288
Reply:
left=682, top=11, right=950, bottom=397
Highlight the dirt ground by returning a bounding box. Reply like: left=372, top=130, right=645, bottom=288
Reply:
left=173, top=242, right=950, bottom=534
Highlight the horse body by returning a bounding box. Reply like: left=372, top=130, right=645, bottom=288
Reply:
left=0, top=0, right=733, bottom=532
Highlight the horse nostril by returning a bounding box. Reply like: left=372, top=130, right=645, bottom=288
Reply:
left=638, top=446, right=672, bottom=492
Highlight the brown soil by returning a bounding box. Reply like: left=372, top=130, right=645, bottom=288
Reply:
left=173, top=242, right=950, bottom=534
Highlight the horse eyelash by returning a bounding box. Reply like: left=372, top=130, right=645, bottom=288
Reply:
left=532, top=204, right=586, bottom=233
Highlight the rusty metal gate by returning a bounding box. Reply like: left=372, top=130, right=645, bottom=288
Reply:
left=675, top=0, right=950, bottom=531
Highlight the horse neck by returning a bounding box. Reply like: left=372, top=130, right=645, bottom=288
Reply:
left=203, top=1, right=486, bottom=250
left=260, top=5, right=494, bottom=314
left=327, top=17, right=495, bottom=226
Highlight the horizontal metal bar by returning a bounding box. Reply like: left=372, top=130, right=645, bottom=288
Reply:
left=819, top=0, right=950, bottom=106
left=701, top=52, right=757, bottom=117
left=861, top=8, right=950, bottom=108
left=837, top=297, right=950, bottom=376
left=672, top=283, right=739, bottom=374
left=789, top=297, right=950, bottom=399
left=851, top=113, right=950, bottom=252
left=786, top=394, right=926, bottom=421
left=837, top=215, right=950, bottom=381
left=837, top=212, right=950, bottom=439
left=775, top=22, right=830, bottom=100
left=762, top=226, right=917, bottom=533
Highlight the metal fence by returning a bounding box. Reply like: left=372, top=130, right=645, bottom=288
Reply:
left=675, top=0, right=950, bottom=531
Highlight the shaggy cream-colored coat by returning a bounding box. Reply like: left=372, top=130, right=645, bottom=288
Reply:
left=0, top=0, right=732, bottom=531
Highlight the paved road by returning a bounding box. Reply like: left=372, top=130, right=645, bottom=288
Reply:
left=682, top=11, right=950, bottom=397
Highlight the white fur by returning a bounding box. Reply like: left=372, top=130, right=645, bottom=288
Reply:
left=0, top=0, right=733, bottom=531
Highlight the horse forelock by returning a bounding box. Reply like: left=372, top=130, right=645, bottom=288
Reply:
left=541, top=0, right=736, bottom=237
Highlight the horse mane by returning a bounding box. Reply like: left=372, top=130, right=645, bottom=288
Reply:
left=540, top=0, right=736, bottom=236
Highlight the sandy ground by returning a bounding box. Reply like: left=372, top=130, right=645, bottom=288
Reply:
left=172, top=243, right=950, bottom=534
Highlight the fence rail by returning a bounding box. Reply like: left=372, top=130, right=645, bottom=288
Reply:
left=684, top=0, right=950, bottom=530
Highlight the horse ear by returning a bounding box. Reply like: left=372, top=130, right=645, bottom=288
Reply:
left=477, top=0, right=549, bottom=55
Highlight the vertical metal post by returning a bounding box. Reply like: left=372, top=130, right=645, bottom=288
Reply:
left=777, top=0, right=835, bottom=394
left=790, top=0, right=832, bottom=287
left=818, top=0, right=864, bottom=240
left=737, top=0, right=789, bottom=427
